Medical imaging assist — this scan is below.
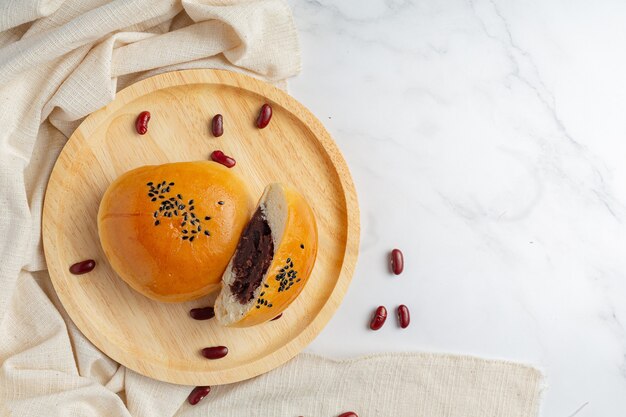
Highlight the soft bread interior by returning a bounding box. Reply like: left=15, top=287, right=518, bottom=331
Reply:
left=215, top=184, right=288, bottom=325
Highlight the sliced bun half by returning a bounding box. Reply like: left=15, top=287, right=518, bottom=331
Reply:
left=215, top=183, right=318, bottom=327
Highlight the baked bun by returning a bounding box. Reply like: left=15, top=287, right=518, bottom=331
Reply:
left=98, top=161, right=253, bottom=302
left=215, top=183, right=318, bottom=327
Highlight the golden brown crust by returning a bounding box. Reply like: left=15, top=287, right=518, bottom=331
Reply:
left=98, top=161, right=253, bottom=302
left=229, top=184, right=318, bottom=327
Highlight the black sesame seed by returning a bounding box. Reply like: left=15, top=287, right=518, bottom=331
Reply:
left=260, top=292, right=265, bottom=296
left=182, top=230, right=188, bottom=234
left=290, top=262, right=294, bottom=268
left=154, top=220, right=160, bottom=226
left=181, top=221, right=186, bottom=227
left=286, top=258, right=291, bottom=263
left=191, top=213, right=196, bottom=218
left=189, top=200, right=194, bottom=205
left=300, top=244, right=305, bottom=249
left=165, top=187, right=170, bottom=192
left=204, top=231, right=210, bottom=236
left=296, top=279, right=301, bottom=282
left=197, top=225, right=202, bottom=231
left=256, top=306, right=260, bottom=309
left=169, top=197, right=176, bottom=201
left=169, top=182, right=174, bottom=186
left=161, top=181, right=166, bottom=186
left=159, top=207, right=164, bottom=211
left=192, top=230, right=197, bottom=234
left=205, top=216, right=211, bottom=220
left=189, top=206, right=195, bottom=211
left=177, top=194, right=182, bottom=199
left=159, top=195, right=164, bottom=199
left=153, top=212, right=158, bottom=217
left=189, top=236, right=195, bottom=242
left=148, top=193, right=154, bottom=197
left=151, top=198, right=157, bottom=202
left=147, top=182, right=153, bottom=186
left=268, top=304, right=273, bottom=308
left=182, top=236, right=189, bottom=240
left=218, top=201, right=224, bottom=205
left=157, top=184, right=161, bottom=189
left=179, top=205, right=185, bottom=210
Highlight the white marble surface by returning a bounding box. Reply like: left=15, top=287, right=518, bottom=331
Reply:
left=290, top=0, right=626, bottom=415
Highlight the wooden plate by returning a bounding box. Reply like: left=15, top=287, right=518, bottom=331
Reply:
left=42, top=69, right=359, bottom=385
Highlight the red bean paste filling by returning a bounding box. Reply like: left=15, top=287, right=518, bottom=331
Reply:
left=230, top=207, right=274, bottom=304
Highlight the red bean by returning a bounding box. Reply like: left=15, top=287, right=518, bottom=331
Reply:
left=69, top=259, right=96, bottom=275
left=397, top=304, right=410, bottom=328
left=201, top=346, right=228, bottom=359
left=270, top=313, right=283, bottom=321
left=211, top=114, right=223, bottom=137
left=369, top=306, right=387, bottom=331
left=190, top=307, right=215, bottom=320
left=390, top=248, right=404, bottom=275
left=135, top=111, right=150, bottom=135
left=187, top=386, right=211, bottom=405
left=210, top=150, right=236, bottom=168
left=338, top=412, right=358, bottom=417
left=256, top=104, right=272, bottom=128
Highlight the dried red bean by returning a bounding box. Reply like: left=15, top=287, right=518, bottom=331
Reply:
left=211, top=114, right=223, bottom=137
left=256, top=104, right=272, bottom=128
left=187, top=386, right=211, bottom=405
left=397, top=304, right=410, bottom=329
left=201, top=346, right=228, bottom=359
left=210, top=150, right=236, bottom=168
left=338, top=412, right=358, bottom=417
left=390, top=248, right=404, bottom=275
left=270, top=313, right=283, bottom=321
left=190, top=307, right=215, bottom=320
left=369, top=306, right=387, bottom=331
left=135, top=111, right=151, bottom=135
left=69, top=259, right=96, bottom=275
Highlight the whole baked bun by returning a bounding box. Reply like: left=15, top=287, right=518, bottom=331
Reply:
left=98, top=161, right=253, bottom=302
left=215, top=183, right=318, bottom=327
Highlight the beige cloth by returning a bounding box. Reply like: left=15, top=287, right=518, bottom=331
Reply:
left=0, top=1, right=543, bottom=416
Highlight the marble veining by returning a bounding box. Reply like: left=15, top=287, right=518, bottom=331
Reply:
left=289, top=0, right=626, bottom=415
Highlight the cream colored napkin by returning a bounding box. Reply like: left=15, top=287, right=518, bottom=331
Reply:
left=0, top=1, right=543, bottom=416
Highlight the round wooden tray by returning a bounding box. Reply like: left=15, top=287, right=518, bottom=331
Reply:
left=42, top=69, right=359, bottom=385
